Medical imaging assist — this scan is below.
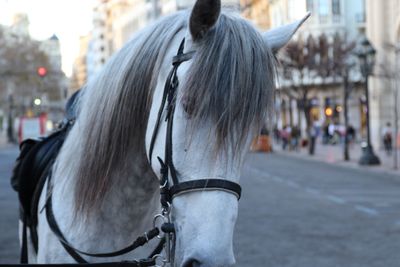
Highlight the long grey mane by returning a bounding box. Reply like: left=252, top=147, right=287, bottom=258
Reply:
left=55, top=10, right=276, bottom=215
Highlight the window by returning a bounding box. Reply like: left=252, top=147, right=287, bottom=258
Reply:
left=306, top=0, right=314, bottom=12
left=332, top=0, right=340, bottom=15
left=319, top=0, right=329, bottom=16
left=288, top=0, right=296, bottom=21
left=319, top=0, right=329, bottom=23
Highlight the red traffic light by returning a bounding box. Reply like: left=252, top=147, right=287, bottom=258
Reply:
left=37, top=67, right=47, bottom=77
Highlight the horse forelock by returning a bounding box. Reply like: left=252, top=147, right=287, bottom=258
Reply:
left=183, top=13, right=276, bottom=154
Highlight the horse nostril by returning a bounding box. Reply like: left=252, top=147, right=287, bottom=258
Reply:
left=182, top=258, right=201, bottom=267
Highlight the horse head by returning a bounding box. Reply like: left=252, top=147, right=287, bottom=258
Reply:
left=145, top=1, right=310, bottom=266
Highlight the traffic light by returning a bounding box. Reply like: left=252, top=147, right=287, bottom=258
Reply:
left=37, top=66, right=47, bottom=77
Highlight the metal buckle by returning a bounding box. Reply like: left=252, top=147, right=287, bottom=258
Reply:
left=152, top=254, right=167, bottom=267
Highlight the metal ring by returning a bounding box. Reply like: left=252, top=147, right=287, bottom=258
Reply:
left=153, top=214, right=167, bottom=239
left=152, top=254, right=166, bottom=267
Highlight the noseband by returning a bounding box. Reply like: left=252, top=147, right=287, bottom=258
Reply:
left=148, top=39, right=242, bottom=265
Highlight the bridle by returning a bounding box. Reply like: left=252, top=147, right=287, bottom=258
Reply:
left=44, top=38, right=242, bottom=267
left=147, top=38, right=242, bottom=265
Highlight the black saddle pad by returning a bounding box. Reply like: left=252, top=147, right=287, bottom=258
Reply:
left=10, top=89, right=81, bottom=226
left=11, top=128, right=69, bottom=225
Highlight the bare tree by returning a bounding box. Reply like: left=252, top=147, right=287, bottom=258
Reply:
left=331, top=33, right=356, bottom=161
left=0, top=25, right=54, bottom=141
left=278, top=32, right=356, bottom=156
left=0, top=26, right=63, bottom=114
left=279, top=34, right=322, bottom=154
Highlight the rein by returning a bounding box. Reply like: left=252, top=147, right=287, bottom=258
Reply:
left=43, top=38, right=241, bottom=267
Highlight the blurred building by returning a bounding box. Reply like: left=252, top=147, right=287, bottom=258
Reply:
left=366, top=0, right=400, bottom=149
left=70, top=35, right=91, bottom=93
left=270, top=0, right=367, bottom=141
left=82, top=0, right=177, bottom=83
left=74, top=0, right=244, bottom=87
left=38, top=34, right=69, bottom=118
left=240, top=0, right=270, bottom=30
left=10, top=13, right=29, bottom=36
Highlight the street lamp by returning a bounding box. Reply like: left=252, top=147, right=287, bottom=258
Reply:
left=356, top=36, right=381, bottom=165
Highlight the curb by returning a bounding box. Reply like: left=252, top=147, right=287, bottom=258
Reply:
left=274, top=149, right=400, bottom=177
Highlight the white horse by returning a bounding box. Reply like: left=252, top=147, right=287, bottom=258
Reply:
left=30, top=1, right=309, bottom=266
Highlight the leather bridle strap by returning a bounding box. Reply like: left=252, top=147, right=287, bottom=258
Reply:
left=149, top=39, right=242, bottom=209
left=44, top=170, right=164, bottom=263
left=148, top=42, right=195, bottom=167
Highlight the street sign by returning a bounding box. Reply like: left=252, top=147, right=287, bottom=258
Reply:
left=18, top=114, right=47, bottom=143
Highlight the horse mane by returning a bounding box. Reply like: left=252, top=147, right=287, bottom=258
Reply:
left=54, top=12, right=188, bottom=215
left=54, top=10, right=276, bottom=216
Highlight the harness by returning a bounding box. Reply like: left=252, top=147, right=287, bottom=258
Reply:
left=16, top=39, right=242, bottom=267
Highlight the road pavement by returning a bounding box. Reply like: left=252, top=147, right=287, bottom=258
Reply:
left=0, top=145, right=19, bottom=263
left=1, top=146, right=399, bottom=266
left=235, top=151, right=400, bottom=267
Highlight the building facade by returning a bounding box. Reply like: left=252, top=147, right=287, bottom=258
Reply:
left=70, top=35, right=91, bottom=92
left=79, top=0, right=246, bottom=85
left=241, top=0, right=270, bottom=30
left=366, top=0, right=400, bottom=149
left=270, top=0, right=367, bottom=143
left=83, top=0, right=177, bottom=83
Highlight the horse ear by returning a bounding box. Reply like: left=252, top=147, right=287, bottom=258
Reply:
left=189, top=0, right=221, bottom=41
left=263, top=13, right=311, bottom=53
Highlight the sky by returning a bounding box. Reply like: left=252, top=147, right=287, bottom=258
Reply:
left=0, top=0, right=96, bottom=77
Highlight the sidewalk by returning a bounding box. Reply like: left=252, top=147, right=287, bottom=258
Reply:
left=0, top=133, right=8, bottom=148
left=273, top=141, right=400, bottom=176
left=0, top=132, right=18, bottom=150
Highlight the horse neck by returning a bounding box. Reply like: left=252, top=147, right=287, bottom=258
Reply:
left=53, top=151, right=160, bottom=248
left=94, top=155, right=160, bottom=232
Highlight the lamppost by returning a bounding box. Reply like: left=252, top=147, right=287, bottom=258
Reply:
left=356, top=36, right=381, bottom=165
left=6, top=94, right=15, bottom=143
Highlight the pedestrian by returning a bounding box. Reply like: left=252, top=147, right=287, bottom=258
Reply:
left=290, top=125, right=301, bottom=151
left=382, top=122, right=393, bottom=155
left=346, top=124, right=356, bottom=144
left=328, top=123, right=336, bottom=144
left=309, top=121, right=320, bottom=155
left=273, top=125, right=282, bottom=144
left=322, top=123, right=329, bottom=144
left=281, top=125, right=290, bottom=150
